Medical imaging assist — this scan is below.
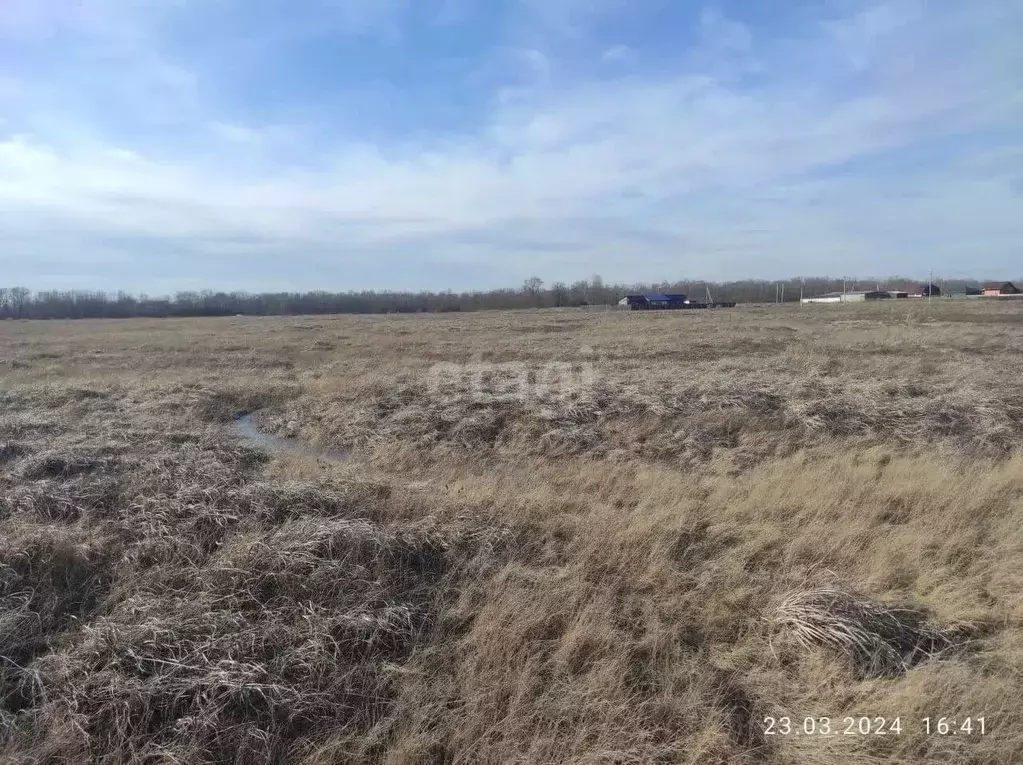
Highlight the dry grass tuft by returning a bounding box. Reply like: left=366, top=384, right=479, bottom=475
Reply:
left=775, top=587, right=975, bottom=678
left=12, top=517, right=457, bottom=764
left=16, top=451, right=109, bottom=480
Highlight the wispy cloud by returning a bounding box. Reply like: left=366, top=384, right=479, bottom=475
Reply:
left=0, top=0, right=1020, bottom=291
left=601, top=45, right=631, bottom=62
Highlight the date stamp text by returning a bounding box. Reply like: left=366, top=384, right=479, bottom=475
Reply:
left=763, top=716, right=990, bottom=737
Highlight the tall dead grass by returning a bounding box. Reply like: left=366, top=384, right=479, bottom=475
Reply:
left=2, top=301, right=1023, bottom=763
left=775, top=587, right=976, bottom=678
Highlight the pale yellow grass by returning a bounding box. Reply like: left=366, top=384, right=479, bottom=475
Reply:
left=1, top=301, right=1022, bottom=764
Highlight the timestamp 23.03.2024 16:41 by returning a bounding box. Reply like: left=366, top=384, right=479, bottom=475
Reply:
left=763, top=716, right=989, bottom=737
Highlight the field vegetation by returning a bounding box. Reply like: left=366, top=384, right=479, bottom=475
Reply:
left=2, top=301, right=1023, bottom=764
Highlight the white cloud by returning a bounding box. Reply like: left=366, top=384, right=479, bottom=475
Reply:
left=516, top=49, right=552, bottom=85
left=512, top=0, right=633, bottom=38
left=0, top=0, right=1021, bottom=289
left=820, top=2, right=912, bottom=71
left=601, top=45, right=631, bottom=62
left=0, top=0, right=81, bottom=39
left=209, top=122, right=264, bottom=145
left=698, top=8, right=753, bottom=56
left=315, top=0, right=411, bottom=38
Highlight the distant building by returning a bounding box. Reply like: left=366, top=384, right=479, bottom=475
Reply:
left=845, top=291, right=892, bottom=302
left=887, top=291, right=909, bottom=299
left=801, top=290, right=891, bottom=304
left=645, top=293, right=688, bottom=308
left=920, top=284, right=941, bottom=297
left=618, top=293, right=735, bottom=310
left=982, top=282, right=1021, bottom=296
left=964, top=286, right=983, bottom=296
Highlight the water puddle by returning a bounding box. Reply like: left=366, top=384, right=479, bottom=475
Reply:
left=232, top=413, right=348, bottom=462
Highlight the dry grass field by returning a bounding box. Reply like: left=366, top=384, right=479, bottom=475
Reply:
left=2, top=301, right=1023, bottom=764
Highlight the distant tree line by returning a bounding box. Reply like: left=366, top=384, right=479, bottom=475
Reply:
left=0, top=276, right=1009, bottom=320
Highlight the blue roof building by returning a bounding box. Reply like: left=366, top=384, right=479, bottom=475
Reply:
left=645, top=293, right=687, bottom=305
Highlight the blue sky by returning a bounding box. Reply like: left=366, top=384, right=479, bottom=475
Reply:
left=0, top=0, right=1020, bottom=293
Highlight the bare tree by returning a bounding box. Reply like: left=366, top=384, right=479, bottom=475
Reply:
left=523, top=276, right=544, bottom=306
left=9, top=287, right=29, bottom=318
left=0, top=275, right=993, bottom=319
left=551, top=281, right=568, bottom=307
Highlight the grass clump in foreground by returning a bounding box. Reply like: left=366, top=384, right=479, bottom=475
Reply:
left=775, top=587, right=978, bottom=678
left=2, top=301, right=1023, bottom=763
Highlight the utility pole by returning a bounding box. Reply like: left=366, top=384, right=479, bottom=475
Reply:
left=928, top=269, right=933, bottom=304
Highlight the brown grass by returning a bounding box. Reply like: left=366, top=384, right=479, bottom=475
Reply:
left=775, top=587, right=977, bottom=678
left=1, top=301, right=1023, bottom=763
